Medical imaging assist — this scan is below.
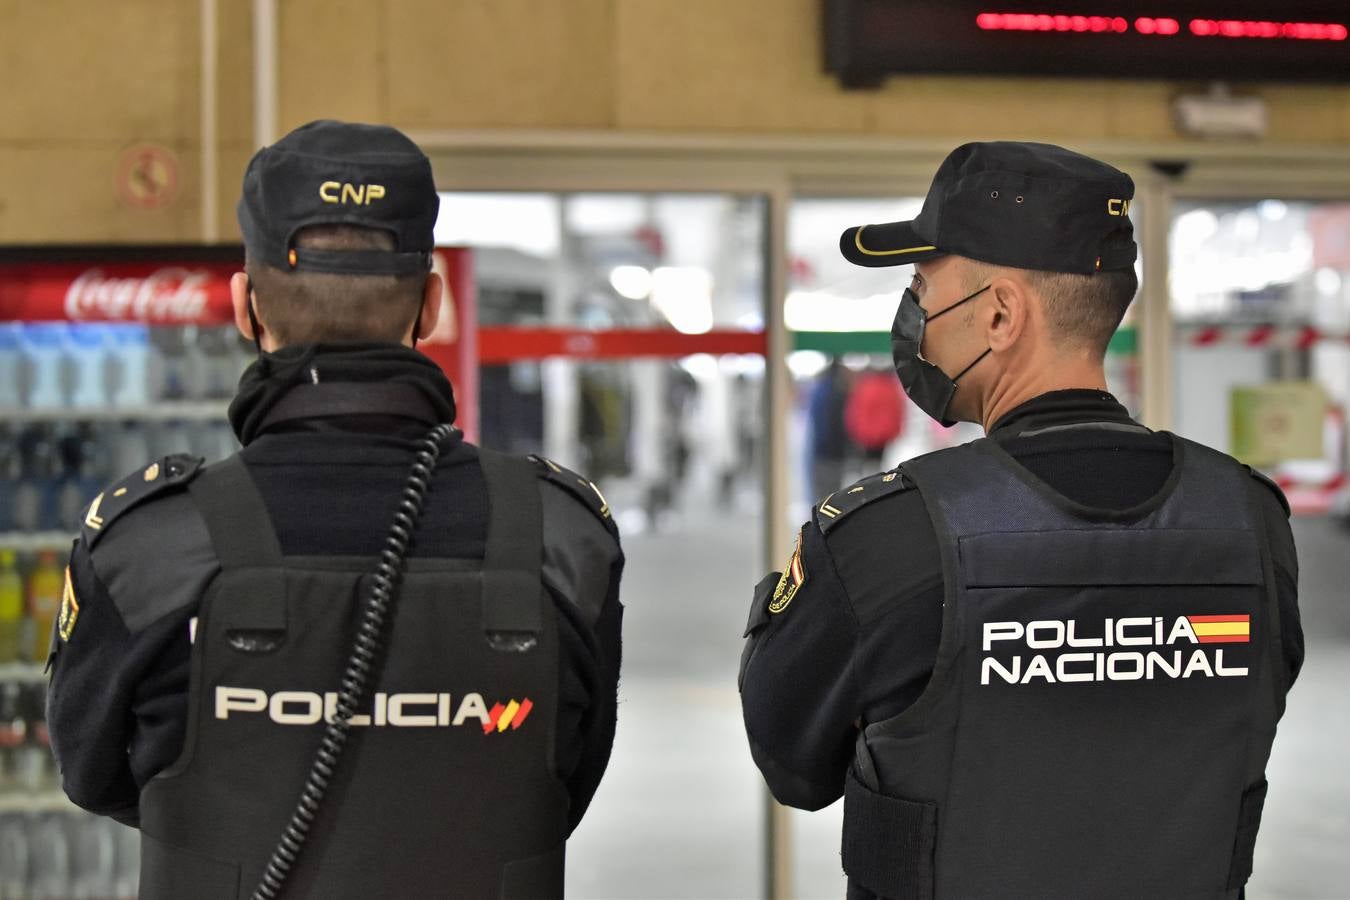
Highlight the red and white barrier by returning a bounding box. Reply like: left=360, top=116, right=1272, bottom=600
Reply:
left=1181, top=325, right=1350, bottom=350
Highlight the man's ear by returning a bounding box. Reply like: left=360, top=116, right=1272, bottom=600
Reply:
left=415, top=272, right=444, bottom=342
left=987, top=275, right=1028, bottom=353
left=230, top=272, right=257, bottom=342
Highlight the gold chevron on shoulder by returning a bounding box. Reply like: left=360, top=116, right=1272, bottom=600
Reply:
left=84, top=493, right=106, bottom=531
left=818, top=494, right=843, bottom=519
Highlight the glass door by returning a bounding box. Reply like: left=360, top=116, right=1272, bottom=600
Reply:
left=438, top=191, right=771, bottom=898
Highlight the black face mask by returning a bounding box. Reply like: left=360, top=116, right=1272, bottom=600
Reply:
left=890, top=284, right=992, bottom=427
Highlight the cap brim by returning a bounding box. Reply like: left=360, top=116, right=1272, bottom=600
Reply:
left=840, top=221, right=945, bottom=268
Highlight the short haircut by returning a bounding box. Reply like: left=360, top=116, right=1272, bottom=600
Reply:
left=246, top=225, right=425, bottom=346
left=963, top=259, right=1137, bottom=355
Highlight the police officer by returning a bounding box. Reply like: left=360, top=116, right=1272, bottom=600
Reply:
left=47, top=120, right=624, bottom=899
left=739, top=142, right=1302, bottom=899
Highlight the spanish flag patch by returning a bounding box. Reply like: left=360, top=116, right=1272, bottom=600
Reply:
left=768, top=532, right=807, bottom=615
left=1187, top=614, right=1250, bottom=644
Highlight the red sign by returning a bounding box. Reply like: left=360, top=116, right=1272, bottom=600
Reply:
left=476, top=327, right=767, bottom=363
left=0, top=261, right=237, bottom=324
left=976, top=13, right=1347, bottom=40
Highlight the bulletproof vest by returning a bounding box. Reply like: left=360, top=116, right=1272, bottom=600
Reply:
left=137, top=449, right=568, bottom=900
left=842, top=432, right=1285, bottom=900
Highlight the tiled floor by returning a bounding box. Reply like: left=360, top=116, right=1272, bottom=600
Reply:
left=565, top=510, right=1350, bottom=899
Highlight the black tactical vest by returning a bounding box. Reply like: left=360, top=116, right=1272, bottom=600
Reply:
left=842, top=432, right=1285, bottom=900
left=137, top=450, right=568, bottom=899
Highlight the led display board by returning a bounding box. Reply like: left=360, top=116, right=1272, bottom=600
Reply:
left=824, top=1, right=1350, bottom=87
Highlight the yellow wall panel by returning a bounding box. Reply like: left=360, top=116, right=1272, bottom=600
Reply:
left=0, top=145, right=199, bottom=244
left=385, top=0, right=614, bottom=129
left=6, top=0, right=1350, bottom=246
left=1105, top=82, right=1178, bottom=142
left=869, top=76, right=1114, bottom=142
left=277, top=0, right=382, bottom=134
left=0, top=0, right=198, bottom=143
left=1260, top=85, right=1349, bottom=144
left=216, top=0, right=256, bottom=146
left=614, top=0, right=868, bottom=133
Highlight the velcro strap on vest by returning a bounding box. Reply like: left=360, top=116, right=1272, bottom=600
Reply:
left=959, top=528, right=1262, bottom=587
left=481, top=572, right=543, bottom=634
left=212, top=569, right=288, bottom=631
left=1227, top=779, right=1268, bottom=890
left=842, top=769, right=937, bottom=900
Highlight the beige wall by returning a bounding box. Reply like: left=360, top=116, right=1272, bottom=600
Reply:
left=4, top=0, right=1350, bottom=244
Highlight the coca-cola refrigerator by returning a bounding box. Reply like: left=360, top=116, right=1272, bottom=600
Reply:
left=0, top=245, right=477, bottom=897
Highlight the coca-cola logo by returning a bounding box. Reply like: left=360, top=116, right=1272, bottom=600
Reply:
left=64, top=267, right=213, bottom=322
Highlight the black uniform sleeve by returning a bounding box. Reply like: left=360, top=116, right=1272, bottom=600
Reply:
left=46, top=539, right=195, bottom=828
left=739, top=518, right=861, bottom=811
left=538, top=477, right=624, bottom=834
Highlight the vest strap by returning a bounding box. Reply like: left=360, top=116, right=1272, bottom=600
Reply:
left=187, top=456, right=287, bottom=632
left=188, top=456, right=284, bottom=567
left=478, top=449, right=544, bottom=636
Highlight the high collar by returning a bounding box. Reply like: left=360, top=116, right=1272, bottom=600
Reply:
left=987, top=389, right=1138, bottom=441
left=228, top=342, right=457, bottom=445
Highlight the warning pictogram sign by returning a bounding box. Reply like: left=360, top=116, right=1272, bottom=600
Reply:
left=116, top=144, right=180, bottom=210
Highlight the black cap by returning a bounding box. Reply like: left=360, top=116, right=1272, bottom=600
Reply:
left=237, top=119, right=439, bottom=276
left=840, top=142, right=1137, bottom=276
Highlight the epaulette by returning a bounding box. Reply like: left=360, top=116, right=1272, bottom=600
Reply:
left=528, top=455, right=618, bottom=539
left=815, top=468, right=915, bottom=535
left=1246, top=466, right=1291, bottom=518
left=80, top=454, right=205, bottom=549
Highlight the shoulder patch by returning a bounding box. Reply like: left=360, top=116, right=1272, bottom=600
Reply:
left=815, top=468, right=914, bottom=535
left=80, top=454, right=205, bottom=549
left=529, top=456, right=618, bottom=539
left=57, top=566, right=80, bottom=642
left=1246, top=466, right=1291, bottom=518
left=768, top=530, right=807, bottom=615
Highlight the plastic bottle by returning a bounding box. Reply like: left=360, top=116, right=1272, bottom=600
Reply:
left=17, top=684, right=52, bottom=792
left=20, top=323, right=68, bottom=410
left=151, top=326, right=188, bottom=402
left=113, top=422, right=151, bottom=480
left=15, top=426, right=61, bottom=532
left=197, top=325, right=240, bottom=399
left=0, top=426, right=17, bottom=534
left=0, top=551, right=23, bottom=665
left=26, top=551, right=63, bottom=665
left=56, top=426, right=102, bottom=533
left=0, top=684, right=25, bottom=792
left=0, top=323, right=23, bottom=409
left=0, top=813, right=29, bottom=899
left=111, top=818, right=140, bottom=899
left=108, top=324, right=154, bottom=409
left=66, top=324, right=110, bottom=409
left=181, top=324, right=210, bottom=401
left=27, top=813, right=71, bottom=900
left=69, top=812, right=117, bottom=900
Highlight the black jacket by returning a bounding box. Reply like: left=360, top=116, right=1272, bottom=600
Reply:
left=47, top=344, right=624, bottom=835
left=740, top=389, right=1302, bottom=811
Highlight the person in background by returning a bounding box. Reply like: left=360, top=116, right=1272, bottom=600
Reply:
left=807, top=357, right=853, bottom=501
